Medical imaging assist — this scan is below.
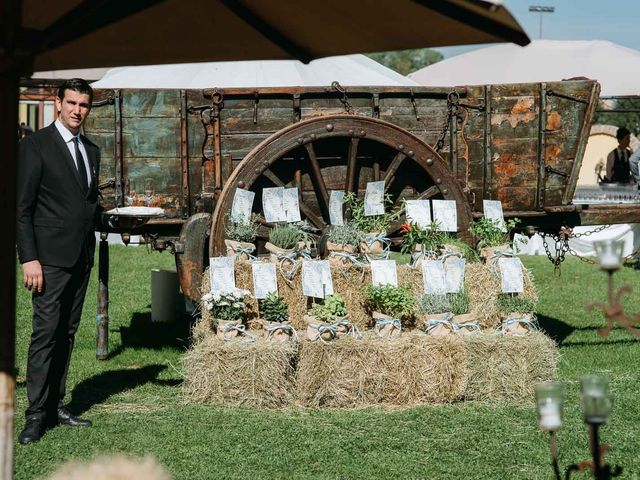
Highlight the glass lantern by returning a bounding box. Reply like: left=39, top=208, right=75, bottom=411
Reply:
left=535, top=382, right=563, bottom=431
left=580, top=376, right=612, bottom=424
left=593, top=239, right=625, bottom=271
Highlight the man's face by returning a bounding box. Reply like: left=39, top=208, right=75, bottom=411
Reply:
left=620, top=134, right=631, bottom=149
left=55, top=89, right=91, bottom=135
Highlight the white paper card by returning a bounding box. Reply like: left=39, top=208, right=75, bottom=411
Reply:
left=405, top=200, right=432, bottom=229
left=483, top=200, right=506, bottom=232
left=302, top=260, right=334, bottom=298
left=498, top=257, right=524, bottom=293
left=422, top=260, right=446, bottom=295
left=364, top=181, right=385, bottom=216
left=444, top=258, right=466, bottom=293
left=370, top=259, right=398, bottom=287
left=432, top=200, right=458, bottom=232
left=230, top=188, right=255, bottom=224
left=329, top=190, right=345, bottom=226
left=209, top=256, right=235, bottom=294
left=283, top=187, right=301, bottom=223
left=262, top=187, right=286, bottom=223
left=251, top=262, right=278, bottom=299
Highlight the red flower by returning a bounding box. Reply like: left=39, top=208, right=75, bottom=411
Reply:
left=400, top=223, right=411, bottom=234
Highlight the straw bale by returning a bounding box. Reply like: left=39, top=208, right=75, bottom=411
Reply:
left=48, top=455, right=171, bottom=480
left=295, top=332, right=467, bottom=408
left=183, top=334, right=299, bottom=408
left=462, top=332, right=558, bottom=403
left=465, top=263, right=538, bottom=330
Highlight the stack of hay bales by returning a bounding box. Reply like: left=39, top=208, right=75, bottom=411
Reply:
left=184, top=259, right=554, bottom=408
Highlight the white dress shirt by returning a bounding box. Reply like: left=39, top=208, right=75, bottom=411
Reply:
left=55, top=119, right=91, bottom=187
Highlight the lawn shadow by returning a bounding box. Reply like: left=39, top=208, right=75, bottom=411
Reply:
left=67, top=364, right=180, bottom=415
left=108, top=311, right=194, bottom=359
left=537, top=314, right=576, bottom=344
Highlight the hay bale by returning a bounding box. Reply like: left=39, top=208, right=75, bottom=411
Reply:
left=183, top=334, right=299, bottom=408
left=296, top=332, right=467, bottom=407
left=466, top=263, right=538, bottom=330
left=463, top=332, right=558, bottom=403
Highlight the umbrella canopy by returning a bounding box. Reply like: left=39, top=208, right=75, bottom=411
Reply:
left=409, top=40, right=640, bottom=97
left=25, top=0, right=529, bottom=71
left=91, top=54, right=419, bottom=88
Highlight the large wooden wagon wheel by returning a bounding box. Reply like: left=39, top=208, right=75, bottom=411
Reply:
left=210, top=115, right=472, bottom=256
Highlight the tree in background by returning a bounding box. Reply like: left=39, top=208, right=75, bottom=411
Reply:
left=596, top=97, right=640, bottom=136
left=367, top=48, right=443, bottom=76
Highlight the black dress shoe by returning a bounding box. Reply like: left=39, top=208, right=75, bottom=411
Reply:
left=18, top=416, right=45, bottom=445
left=57, top=408, right=92, bottom=427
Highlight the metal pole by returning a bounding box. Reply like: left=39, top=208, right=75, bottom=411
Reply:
left=96, top=233, right=110, bottom=360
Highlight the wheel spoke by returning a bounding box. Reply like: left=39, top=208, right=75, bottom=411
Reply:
left=304, top=143, right=330, bottom=210
left=263, top=168, right=326, bottom=229
left=383, top=151, right=406, bottom=193
left=344, top=138, right=360, bottom=194
left=418, top=185, right=440, bottom=200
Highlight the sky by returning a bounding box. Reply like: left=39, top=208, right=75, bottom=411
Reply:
left=435, top=0, right=640, bottom=58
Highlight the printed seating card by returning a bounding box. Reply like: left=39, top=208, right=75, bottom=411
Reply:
left=283, top=187, right=301, bottom=223
left=251, top=262, right=278, bottom=299
left=262, top=187, right=285, bottom=223
left=230, top=188, right=255, bottom=224
left=302, top=260, right=334, bottom=298
left=370, top=259, right=398, bottom=287
left=405, top=200, right=432, bottom=229
left=483, top=200, right=506, bottom=232
left=432, top=200, right=458, bottom=232
left=364, top=181, right=385, bottom=216
left=444, top=258, right=466, bottom=293
left=209, top=256, right=235, bottom=294
left=498, top=257, right=524, bottom=293
left=422, top=260, right=446, bottom=295
left=329, top=190, right=345, bottom=226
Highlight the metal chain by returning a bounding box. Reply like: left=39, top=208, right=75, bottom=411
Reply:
left=539, top=225, right=611, bottom=275
left=434, top=91, right=460, bottom=152
left=331, top=81, right=353, bottom=114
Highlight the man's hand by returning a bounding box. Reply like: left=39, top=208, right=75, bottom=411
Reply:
left=22, top=260, right=43, bottom=292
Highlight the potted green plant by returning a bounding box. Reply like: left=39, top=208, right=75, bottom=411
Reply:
left=305, top=294, right=356, bottom=342
left=259, top=291, right=295, bottom=341
left=344, top=192, right=391, bottom=258
left=325, top=223, right=361, bottom=266
left=224, top=214, right=259, bottom=261
left=265, top=224, right=312, bottom=263
left=363, top=284, right=415, bottom=338
left=469, top=217, right=520, bottom=264
left=201, top=289, right=252, bottom=340
left=400, top=220, right=445, bottom=267
left=418, top=293, right=454, bottom=335
left=496, top=293, right=537, bottom=336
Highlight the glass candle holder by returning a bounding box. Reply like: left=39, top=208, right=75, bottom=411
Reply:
left=535, top=382, right=563, bottom=431
left=593, top=239, right=624, bottom=271
left=580, top=375, right=612, bottom=424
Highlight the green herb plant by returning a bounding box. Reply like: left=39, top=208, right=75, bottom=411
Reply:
left=326, top=223, right=361, bottom=247
left=201, top=289, right=250, bottom=321
left=469, top=217, right=520, bottom=248
left=362, top=284, right=415, bottom=318
left=400, top=220, right=446, bottom=254
left=309, top=294, right=348, bottom=322
left=344, top=192, right=392, bottom=234
left=418, top=294, right=451, bottom=315
left=259, top=291, right=289, bottom=323
left=269, top=224, right=310, bottom=249
left=496, top=293, right=536, bottom=313
left=224, top=213, right=260, bottom=243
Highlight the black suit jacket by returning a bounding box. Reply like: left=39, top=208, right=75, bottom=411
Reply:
left=16, top=123, right=101, bottom=269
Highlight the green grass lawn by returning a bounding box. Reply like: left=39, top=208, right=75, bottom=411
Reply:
left=13, top=248, right=640, bottom=479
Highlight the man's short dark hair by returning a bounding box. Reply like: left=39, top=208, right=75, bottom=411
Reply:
left=57, top=78, right=93, bottom=105
left=616, top=126, right=631, bottom=141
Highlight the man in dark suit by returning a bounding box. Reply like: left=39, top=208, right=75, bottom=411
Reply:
left=16, top=78, right=100, bottom=444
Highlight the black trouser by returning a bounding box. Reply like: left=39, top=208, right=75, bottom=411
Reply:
left=25, top=253, right=91, bottom=420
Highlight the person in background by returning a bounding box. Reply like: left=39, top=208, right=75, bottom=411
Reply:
left=605, top=127, right=633, bottom=183
left=16, top=78, right=100, bottom=444
left=629, top=145, right=640, bottom=184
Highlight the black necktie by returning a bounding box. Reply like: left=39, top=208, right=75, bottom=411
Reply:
left=72, top=137, right=89, bottom=194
